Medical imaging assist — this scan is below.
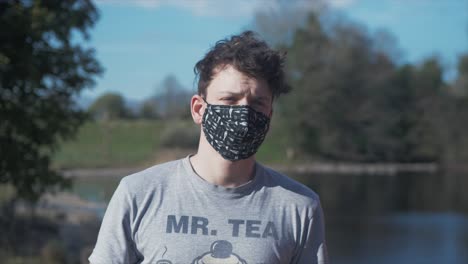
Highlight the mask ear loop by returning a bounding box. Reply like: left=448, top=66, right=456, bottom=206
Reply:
left=200, top=97, right=211, bottom=124
left=201, top=96, right=210, bottom=107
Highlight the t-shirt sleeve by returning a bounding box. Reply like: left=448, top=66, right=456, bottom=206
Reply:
left=89, top=178, right=140, bottom=264
left=293, top=199, right=329, bottom=264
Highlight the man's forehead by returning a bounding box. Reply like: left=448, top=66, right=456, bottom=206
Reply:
left=209, top=67, right=271, bottom=98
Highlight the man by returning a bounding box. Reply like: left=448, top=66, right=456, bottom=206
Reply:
left=89, top=31, right=329, bottom=264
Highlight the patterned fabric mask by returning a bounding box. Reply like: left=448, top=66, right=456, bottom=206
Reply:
left=202, top=99, right=270, bottom=161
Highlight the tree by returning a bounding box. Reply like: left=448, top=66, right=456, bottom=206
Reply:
left=279, top=12, right=448, bottom=163
left=453, top=54, right=468, bottom=96
left=252, top=0, right=322, bottom=48
left=436, top=54, right=468, bottom=164
left=404, top=57, right=445, bottom=161
left=139, top=97, right=160, bottom=119
left=0, top=0, right=102, bottom=201
left=88, top=92, right=129, bottom=120
left=282, top=14, right=401, bottom=162
left=154, top=74, right=191, bottom=120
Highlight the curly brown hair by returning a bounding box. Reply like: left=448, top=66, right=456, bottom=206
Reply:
left=194, top=31, right=291, bottom=99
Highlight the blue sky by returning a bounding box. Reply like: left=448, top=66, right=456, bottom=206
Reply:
left=83, top=0, right=468, bottom=101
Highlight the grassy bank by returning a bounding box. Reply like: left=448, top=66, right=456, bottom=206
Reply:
left=53, top=120, right=165, bottom=168
left=52, top=119, right=291, bottom=169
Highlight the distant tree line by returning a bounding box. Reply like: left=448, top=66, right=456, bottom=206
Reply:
left=255, top=9, right=468, bottom=165
left=2, top=0, right=466, bottom=204
left=90, top=9, right=468, bottom=166
left=88, top=74, right=192, bottom=121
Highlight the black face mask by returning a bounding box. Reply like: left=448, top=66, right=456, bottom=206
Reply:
left=202, top=99, right=270, bottom=161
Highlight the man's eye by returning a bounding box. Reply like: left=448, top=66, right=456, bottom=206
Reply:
left=222, top=98, right=236, bottom=102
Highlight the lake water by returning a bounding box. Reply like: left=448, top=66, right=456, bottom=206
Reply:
left=326, top=212, right=468, bottom=264
left=70, top=171, right=468, bottom=264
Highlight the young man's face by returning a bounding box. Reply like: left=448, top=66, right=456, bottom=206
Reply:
left=204, top=65, right=273, bottom=117
left=190, top=64, right=273, bottom=161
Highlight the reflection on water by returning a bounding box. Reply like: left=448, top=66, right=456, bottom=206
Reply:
left=71, top=175, right=121, bottom=203
left=327, top=213, right=468, bottom=264
left=70, top=175, right=121, bottom=218
left=290, top=171, right=468, bottom=214
left=70, top=171, right=468, bottom=264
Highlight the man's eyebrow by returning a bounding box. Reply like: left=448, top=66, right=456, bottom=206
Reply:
left=217, top=91, right=271, bottom=101
left=218, top=91, right=242, bottom=96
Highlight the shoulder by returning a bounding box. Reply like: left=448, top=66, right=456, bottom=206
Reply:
left=119, top=158, right=184, bottom=195
left=260, top=164, right=321, bottom=210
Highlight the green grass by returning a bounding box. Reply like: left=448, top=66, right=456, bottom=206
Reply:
left=0, top=184, right=16, bottom=205
left=0, top=255, right=42, bottom=264
left=52, top=118, right=294, bottom=169
left=53, top=120, right=165, bottom=168
left=256, top=117, right=292, bottom=164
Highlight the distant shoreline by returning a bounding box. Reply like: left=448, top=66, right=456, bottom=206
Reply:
left=60, top=162, right=457, bottom=178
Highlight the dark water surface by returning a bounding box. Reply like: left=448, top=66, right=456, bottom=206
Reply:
left=326, top=212, right=468, bottom=264
left=71, top=171, right=468, bottom=264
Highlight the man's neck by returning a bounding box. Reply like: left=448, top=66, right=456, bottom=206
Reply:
left=189, top=142, right=256, bottom=188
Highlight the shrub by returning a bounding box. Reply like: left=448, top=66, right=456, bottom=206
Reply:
left=159, top=121, right=200, bottom=149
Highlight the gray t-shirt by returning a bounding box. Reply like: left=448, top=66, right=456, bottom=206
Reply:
left=89, top=156, right=329, bottom=264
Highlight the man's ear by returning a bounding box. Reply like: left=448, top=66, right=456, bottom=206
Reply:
left=191, top=95, right=205, bottom=125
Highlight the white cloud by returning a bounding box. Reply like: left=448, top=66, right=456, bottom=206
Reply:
left=96, top=0, right=259, bottom=17
left=326, top=0, right=356, bottom=9
left=95, top=0, right=346, bottom=18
